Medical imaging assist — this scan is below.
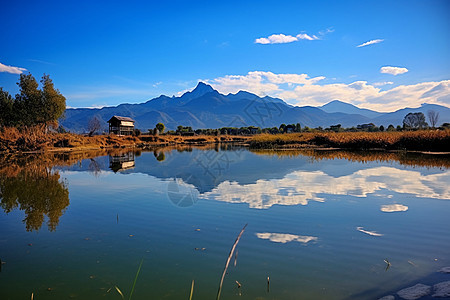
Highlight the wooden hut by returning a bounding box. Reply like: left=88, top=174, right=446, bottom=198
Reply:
left=109, top=152, right=135, bottom=172
left=107, top=116, right=135, bottom=135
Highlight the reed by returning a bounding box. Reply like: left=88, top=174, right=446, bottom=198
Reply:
left=129, top=259, right=144, bottom=300
left=216, top=224, right=248, bottom=300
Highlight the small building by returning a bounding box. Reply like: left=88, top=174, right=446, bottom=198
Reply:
left=357, top=123, right=375, bottom=130
left=109, top=152, right=135, bottom=172
left=107, top=116, right=135, bottom=135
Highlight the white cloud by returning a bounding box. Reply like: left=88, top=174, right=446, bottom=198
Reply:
left=255, top=31, right=320, bottom=44
left=0, top=62, right=27, bottom=74
left=255, top=34, right=298, bottom=44
left=380, top=66, right=409, bottom=75
left=206, top=71, right=324, bottom=96
left=205, top=71, right=449, bottom=111
left=381, top=204, right=408, bottom=212
left=373, top=81, right=394, bottom=86
left=296, top=33, right=318, bottom=41
left=256, top=233, right=318, bottom=244
left=357, top=39, right=384, bottom=47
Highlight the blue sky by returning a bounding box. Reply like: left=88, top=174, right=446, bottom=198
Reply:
left=1, top=0, right=449, bottom=111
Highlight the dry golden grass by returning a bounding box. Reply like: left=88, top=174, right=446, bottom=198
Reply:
left=1, top=126, right=448, bottom=153
left=0, top=126, right=143, bottom=152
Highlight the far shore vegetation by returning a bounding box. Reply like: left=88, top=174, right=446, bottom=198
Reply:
left=1, top=73, right=449, bottom=153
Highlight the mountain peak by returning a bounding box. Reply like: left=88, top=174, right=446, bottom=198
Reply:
left=191, top=82, right=214, bottom=95
left=322, top=100, right=356, bottom=109
left=195, top=81, right=213, bottom=90
left=180, top=82, right=215, bottom=101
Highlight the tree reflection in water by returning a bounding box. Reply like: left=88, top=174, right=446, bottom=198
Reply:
left=0, top=165, right=69, bottom=231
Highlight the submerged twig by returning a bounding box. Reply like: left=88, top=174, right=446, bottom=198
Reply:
left=115, top=286, right=124, bottom=299
left=384, top=259, right=391, bottom=271
left=235, top=280, right=241, bottom=288
left=189, top=280, right=194, bottom=300
left=234, top=250, right=238, bottom=267
left=408, top=260, right=417, bottom=267
left=216, top=223, right=248, bottom=300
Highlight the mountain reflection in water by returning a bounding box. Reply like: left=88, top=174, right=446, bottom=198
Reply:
left=1, top=147, right=449, bottom=231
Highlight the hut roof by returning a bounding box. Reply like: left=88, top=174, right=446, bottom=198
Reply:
left=107, top=116, right=135, bottom=123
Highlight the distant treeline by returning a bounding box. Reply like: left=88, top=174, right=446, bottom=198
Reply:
left=150, top=114, right=449, bottom=137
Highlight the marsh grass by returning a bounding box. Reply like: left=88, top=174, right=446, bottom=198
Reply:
left=128, top=259, right=144, bottom=300
left=109, top=259, right=143, bottom=300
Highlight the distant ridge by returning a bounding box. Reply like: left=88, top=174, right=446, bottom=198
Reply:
left=320, top=100, right=382, bottom=118
left=61, top=82, right=450, bottom=133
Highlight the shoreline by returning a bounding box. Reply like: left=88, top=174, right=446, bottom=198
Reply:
left=1, top=130, right=449, bottom=155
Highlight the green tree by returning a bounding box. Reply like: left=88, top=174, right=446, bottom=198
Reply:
left=14, top=73, right=41, bottom=126
left=0, top=88, right=14, bottom=127
left=155, top=122, right=165, bottom=134
left=403, top=112, right=428, bottom=130
left=6, top=73, right=66, bottom=128
left=40, top=74, right=66, bottom=127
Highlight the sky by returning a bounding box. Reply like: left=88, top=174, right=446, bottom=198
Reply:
left=1, top=0, right=449, bottom=112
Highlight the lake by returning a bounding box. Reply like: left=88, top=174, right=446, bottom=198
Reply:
left=1, top=147, right=449, bottom=299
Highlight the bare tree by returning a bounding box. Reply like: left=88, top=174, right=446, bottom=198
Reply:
left=427, top=110, right=439, bottom=128
left=88, top=116, right=101, bottom=136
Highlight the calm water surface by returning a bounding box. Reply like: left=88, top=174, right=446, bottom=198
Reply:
left=0, top=147, right=449, bottom=299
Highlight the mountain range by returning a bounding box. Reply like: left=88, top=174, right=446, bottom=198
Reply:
left=61, top=82, right=450, bottom=132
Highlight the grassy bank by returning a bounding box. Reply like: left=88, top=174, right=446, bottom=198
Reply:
left=249, top=131, right=450, bottom=152
left=1, top=127, right=449, bottom=153
left=0, top=127, right=251, bottom=153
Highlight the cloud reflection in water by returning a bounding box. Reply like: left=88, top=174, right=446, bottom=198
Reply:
left=356, top=227, right=384, bottom=237
left=200, top=167, right=449, bottom=209
left=380, top=204, right=408, bottom=212
left=256, top=233, right=318, bottom=244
